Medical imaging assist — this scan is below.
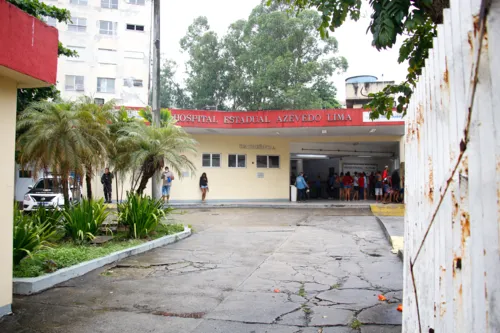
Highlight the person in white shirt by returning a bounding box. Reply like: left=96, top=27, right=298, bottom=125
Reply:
left=353, top=172, right=359, bottom=201
left=161, top=166, right=174, bottom=204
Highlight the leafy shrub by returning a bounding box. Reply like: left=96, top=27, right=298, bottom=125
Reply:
left=118, top=193, right=173, bottom=238
left=13, top=208, right=57, bottom=265
left=62, top=199, right=108, bottom=243
left=31, top=206, right=65, bottom=240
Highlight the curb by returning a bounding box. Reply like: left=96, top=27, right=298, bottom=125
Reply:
left=169, top=203, right=373, bottom=210
left=375, top=216, right=393, bottom=247
left=375, top=216, right=404, bottom=261
left=369, top=204, right=405, bottom=217
left=13, top=227, right=191, bottom=295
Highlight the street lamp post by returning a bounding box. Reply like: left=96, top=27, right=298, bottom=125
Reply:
left=151, top=0, right=161, bottom=199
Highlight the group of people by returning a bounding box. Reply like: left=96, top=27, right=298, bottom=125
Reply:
left=100, top=166, right=210, bottom=204
left=293, top=165, right=403, bottom=204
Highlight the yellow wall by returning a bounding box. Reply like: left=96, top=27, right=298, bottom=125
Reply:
left=0, top=78, right=16, bottom=314
left=170, top=135, right=290, bottom=202
left=83, top=134, right=402, bottom=202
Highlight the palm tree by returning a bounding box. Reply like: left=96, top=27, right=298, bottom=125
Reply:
left=75, top=96, right=114, bottom=199
left=138, top=107, right=173, bottom=126
left=16, top=100, right=98, bottom=206
left=116, top=121, right=197, bottom=195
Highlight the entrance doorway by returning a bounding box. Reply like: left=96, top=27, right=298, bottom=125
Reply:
left=290, top=141, right=400, bottom=201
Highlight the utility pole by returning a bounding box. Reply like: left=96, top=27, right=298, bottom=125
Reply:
left=151, top=0, right=161, bottom=199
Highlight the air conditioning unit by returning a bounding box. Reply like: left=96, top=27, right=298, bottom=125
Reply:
left=94, top=98, right=105, bottom=105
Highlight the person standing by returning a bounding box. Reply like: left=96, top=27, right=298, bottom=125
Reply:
left=352, top=172, right=359, bottom=201
left=343, top=172, right=353, bottom=201
left=382, top=165, right=389, bottom=180
left=295, top=172, right=309, bottom=202
left=101, top=168, right=113, bottom=203
left=375, top=171, right=383, bottom=203
left=199, top=172, right=209, bottom=203
left=369, top=172, right=375, bottom=198
left=358, top=172, right=365, bottom=200
left=161, top=166, right=174, bottom=204
left=339, top=172, right=345, bottom=201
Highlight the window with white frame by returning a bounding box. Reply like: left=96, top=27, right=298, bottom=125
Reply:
left=128, top=0, right=145, bottom=4
left=70, top=0, right=87, bottom=5
left=99, top=21, right=117, bottom=35
left=228, top=154, right=246, bottom=168
left=68, top=17, right=87, bottom=32
left=65, top=46, right=85, bottom=61
left=202, top=153, right=221, bottom=168
left=101, top=0, right=118, bottom=9
left=126, top=24, right=145, bottom=31
left=97, top=78, right=115, bottom=93
left=65, top=75, right=84, bottom=91
left=94, top=98, right=105, bottom=105
left=43, top=16, right=57, bottom=27
left=256, top=155, right=280, bottom=168
left=123, top=79, right=143, bottom=87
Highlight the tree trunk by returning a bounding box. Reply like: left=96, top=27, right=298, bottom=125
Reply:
left=136, top=161, right=156, bottom=195
left=85, top=164, right=93, bottom=200
left=61, top=169, right=70, bottom=209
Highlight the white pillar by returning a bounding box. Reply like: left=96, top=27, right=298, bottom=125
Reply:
left=0, top=78, right=16, bottom=316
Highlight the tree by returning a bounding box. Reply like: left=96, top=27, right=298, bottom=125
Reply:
left=180, top=4, right=347, bottom=111
left=75, top=96, right=114, bottom=200
left=269, top=0, right=448, bottom=118
left=180, top=17, right=229, bottom=110
left=138, top=107, right=174, bottom=127
left=159, top=60, right=192, bottom=109
left=16, top=101, right=103, bottom=207
left=8, top=0, right=78, bottom=113
left=115, top=122, right=197, bottom=195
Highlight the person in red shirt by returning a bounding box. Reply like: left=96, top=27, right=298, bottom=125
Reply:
left=382, top=165, right=389, bottom=180
left=358, top=173, right=365, bottom=200
left=343, top=172, right=353, bottom=201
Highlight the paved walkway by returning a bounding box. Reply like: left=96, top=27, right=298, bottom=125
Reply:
left=1, top=209, right=402, bottom=333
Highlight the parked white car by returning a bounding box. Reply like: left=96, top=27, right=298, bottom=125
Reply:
left=23, top=176, right=82, bottom=211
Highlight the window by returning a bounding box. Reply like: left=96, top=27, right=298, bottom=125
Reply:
left=128, top=0, right=145, bottom=4
left=124, top=51, right=144, bottom=59
left=94, top=98, right=105, bottom=105
left=101, top=0, right=118, bottom=9
left=97, top=48, right=117, bottom=64
left=228, top=154, right=246, bottom=168
left=65, top=46, right=85, bottom=61
left=65, top=75, right=84, bottom=91
left=126, top=24, right=145, bottom=31
left=43, top=16, right=57, bottom=27
left=99, top=21, right=117, bottom=35
left=97, top=78, right=115, bottom=93
left=202, top=153, right=221, bottom=167
left=68, top=17, right=87, bottom=32
left=257, top=155, right=280, bottom=168
left=70, top=0, right=87, bottom=5
left=123, top=79, right=143, bottom=87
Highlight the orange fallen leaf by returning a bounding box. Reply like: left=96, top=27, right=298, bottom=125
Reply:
left=397, top=304, right=403, bottom=312
left=378, top=294, right=387, bottom=301
left=274, top=288, right=280, bottom=293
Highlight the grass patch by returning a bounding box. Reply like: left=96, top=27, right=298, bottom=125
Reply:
left=330, top=283, right=342, bottom=289
left=298, top=283, right=306, bottom=297
left=350, top=318, right=362, bottom=329
left=14, top=223, right=185, bottom=278
left=301, top=304, right=311, bottom=314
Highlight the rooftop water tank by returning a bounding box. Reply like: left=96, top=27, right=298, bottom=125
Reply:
left=345, top=75, right=378, bottom=84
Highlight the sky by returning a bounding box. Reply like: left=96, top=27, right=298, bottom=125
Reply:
left=161, top=0, right=408, bottom=104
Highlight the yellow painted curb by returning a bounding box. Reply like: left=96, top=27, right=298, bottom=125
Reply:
left=390, top=236, right=404, bottom=254
left=370, top=204, right=405, bottom=217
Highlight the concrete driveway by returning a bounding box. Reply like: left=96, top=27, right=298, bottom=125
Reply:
left=1, top=208, right=403, bottom=333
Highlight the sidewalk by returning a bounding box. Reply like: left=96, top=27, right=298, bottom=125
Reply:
left=370, top=204, right=405, bottom=260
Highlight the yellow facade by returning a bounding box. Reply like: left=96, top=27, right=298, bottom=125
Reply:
left=170, top=135, right=291, bottom=202
left=0, top=78, right=17, bottom=314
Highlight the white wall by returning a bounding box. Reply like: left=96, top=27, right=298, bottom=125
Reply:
left=46, top=0, right=152, bottom=107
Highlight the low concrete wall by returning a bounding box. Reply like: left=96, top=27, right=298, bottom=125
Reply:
left=13, top=227, right=191, bottom=295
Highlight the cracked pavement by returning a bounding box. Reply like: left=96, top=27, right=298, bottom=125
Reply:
left=0, top=208, right=402, bottom=333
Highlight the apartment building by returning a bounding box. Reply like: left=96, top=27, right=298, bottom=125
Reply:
left=44, top=0, right=152, bottom=107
